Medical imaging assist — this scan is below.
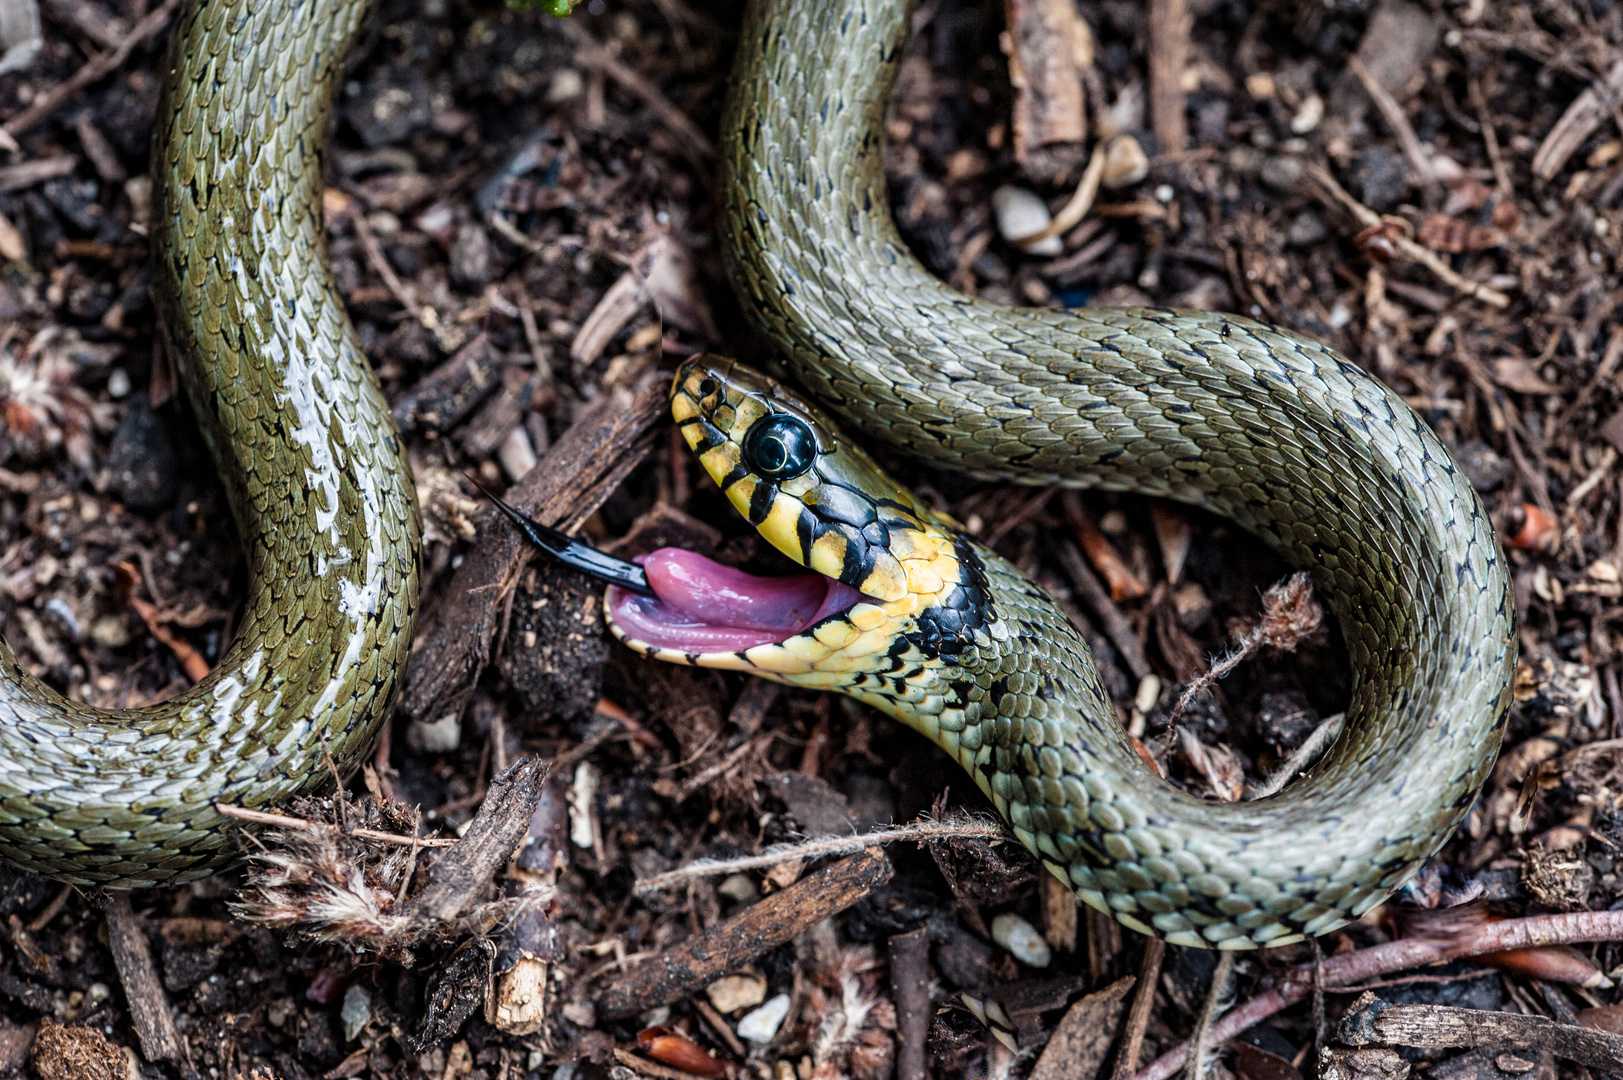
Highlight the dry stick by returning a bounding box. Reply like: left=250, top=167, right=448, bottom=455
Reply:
left=1186, top=952, right=1235, bottom=1080
left=215, top=803, right=460, bottom=848
left=601, top=847, right=893, bottom=1019
left=890, top=927, right=933, bottom=1080
left=634, top=816, right=1010, bottom=895
left=1010, top=135, right=1113, bottom=248
left=1307, top=165, right=1510, bottom=309
left=692, top=996, right=748, bottom=1061
left=1147, top=0, right=1189, bottom=154
left=1248, top=712, right=1346, bottom=800
left=102, top=894, right=187, bottom=1065
left=1134, top=910, right=1623, bottom=1080
left=1347, top=56, right=1441, bottom=202
left=1056, top=535, right=1151, bottom=680
left=3, top=0, right=182, bottom=137
left=1466, top=76, right=1514, bottom=200
left=1112, top=939, right=1167, bottom=1080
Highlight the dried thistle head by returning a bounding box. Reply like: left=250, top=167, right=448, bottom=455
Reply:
left=0, top=329, right=116, bottom=471
left=800, top=944, right=896, bottom=1080
left=231, top=794, right=427, bottom=963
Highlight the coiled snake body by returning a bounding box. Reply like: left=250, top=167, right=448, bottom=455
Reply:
left=0, top=0, right=1511, bottom=945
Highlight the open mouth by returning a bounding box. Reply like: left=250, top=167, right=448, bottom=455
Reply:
left=607, top=548, right=867, bottom=654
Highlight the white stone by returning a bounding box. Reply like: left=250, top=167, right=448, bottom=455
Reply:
left=991, top=912, right=1052, bottom=968
left=737, top=993, right=792, bottom=1044
left=992, top=186, right=1063, bottom=256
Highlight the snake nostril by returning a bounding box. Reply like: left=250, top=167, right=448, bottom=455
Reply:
left=698, top=377, right=719, bottom=397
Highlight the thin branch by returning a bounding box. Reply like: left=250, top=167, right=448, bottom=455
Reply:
left=1111, top=940, right=1167, bottom=1080
left=633, top=816, right=1010, bottom=895
left=1185, top=952, right=1235, bottom=1080
left=1249, top=712, right=1346, bottom=799
left=215, top=803, right=459, bottom=848
left=3, top=0, right=182, bottom=137
left=1134, top=911, right=1623, bottom=1080
left=1307, top=164, right=1510, bottom=308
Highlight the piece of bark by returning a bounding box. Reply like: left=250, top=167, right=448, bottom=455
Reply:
left=400, top=374, right=666, bottom=726
left=598, top=847, right=893, bottom=1019
left=101, top=894, right=186, bottom=1065
left=889, top=928, right=931, bottom=1080
left=391, top=333, right=503, bottom=435
left=29, top=1021, right=125, bottom=1080
left=404, top=757, right=548, bottom=924
left=1003, top=0, right=1088, bottom=183
left=1341, top=996, right=1623, bottom=1072
left=1319, top=1047, right=1411, bottom=1080
left=1111, top=939, right=1165, bottom=1080
left=497, top=563, right=609, bottom=724
left=1147, top=0, right=1189, bottom=154
left=1533, top=60, right=1623, bottom=181
left=0, top=156, right=77, bottom=194
left=1031, top=975, right=1135, bottom=1080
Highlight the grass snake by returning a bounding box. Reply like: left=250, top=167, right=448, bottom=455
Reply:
left=0, top=0, right=1511, bottom=947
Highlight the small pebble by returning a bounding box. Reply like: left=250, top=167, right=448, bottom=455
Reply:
left=717, top=873, right=759, bottom=903
left=991, top=186, right=1062, bottom=256
left=406, top=712, right=460, bottom=753
left=706, top=971, right=767, bottom=1014
left=1290, top=92, right=1324, bottom=134
left=736, top=994, right=791, bottom=1044
left=991, top=912, right=1051, bottom=968
left=340, top=984, right=371, bottom=1042
left=497, top=426, right=537, bottom=482
left=89, top=615, right=131, bottom=649
left=1102, top=136, right=1148, bottom=189
left=106, top=368, right=130, bottom=399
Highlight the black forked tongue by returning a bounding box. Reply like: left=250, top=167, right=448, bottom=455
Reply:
left=465, top=475, right=656, bottom=597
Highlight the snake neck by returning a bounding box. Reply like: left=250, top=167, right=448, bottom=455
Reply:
left=720, top=0, right=1516, bottom=946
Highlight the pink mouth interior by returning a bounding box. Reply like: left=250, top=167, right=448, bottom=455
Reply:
left=607, top=548, right=865, bottom=653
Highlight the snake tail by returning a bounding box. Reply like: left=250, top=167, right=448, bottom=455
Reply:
left=0, top=0, right=418, bottom=887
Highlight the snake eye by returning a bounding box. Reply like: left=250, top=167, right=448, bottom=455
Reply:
left=742, top=414, right=817, bottom=481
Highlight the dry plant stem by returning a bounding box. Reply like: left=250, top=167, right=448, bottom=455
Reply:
left=1306, top=165, right=1510, bottom=308
left=1056, top=536, right=1152, bottom=680
left=1134, top=911, right=1623, bottom=1080
left=1010, top=136, right=1111, bottom=246
left=351, top=212, right=425, bottom=320
left=102, top=893, right=187, bottom=1065
left=1249, top=712, right=1346, bottom=799
left=692, top=996, right=748, bottom=1060
left=215, top=803, right=460, bottom=848
left=1169, top=572, right=1319, bottom=727
left=1185, top=951, right=1235, bottom=1080
left=1147, top=0, right=1188, bottom=153
left=633, top=817, right=1009, bottom=894
left=611, top=1049, right=716, bottom=1080
left=1347, top=56, right=1440, bottom=200
left=2, top=0, right=183, bottom=138
left=1112, top=939, right=1167, bottom=1080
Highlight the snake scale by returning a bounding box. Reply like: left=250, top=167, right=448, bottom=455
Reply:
left=0, top=0, right=1511, bottom=947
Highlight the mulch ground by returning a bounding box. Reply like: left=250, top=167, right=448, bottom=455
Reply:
left=0, top=0, right=1621, bottom=1078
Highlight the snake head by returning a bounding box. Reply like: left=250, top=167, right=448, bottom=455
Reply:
left=603, top=355, right=972, bottom=675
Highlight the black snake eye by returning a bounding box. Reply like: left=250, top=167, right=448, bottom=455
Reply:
left=742, top=414, right=817, bottom=480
